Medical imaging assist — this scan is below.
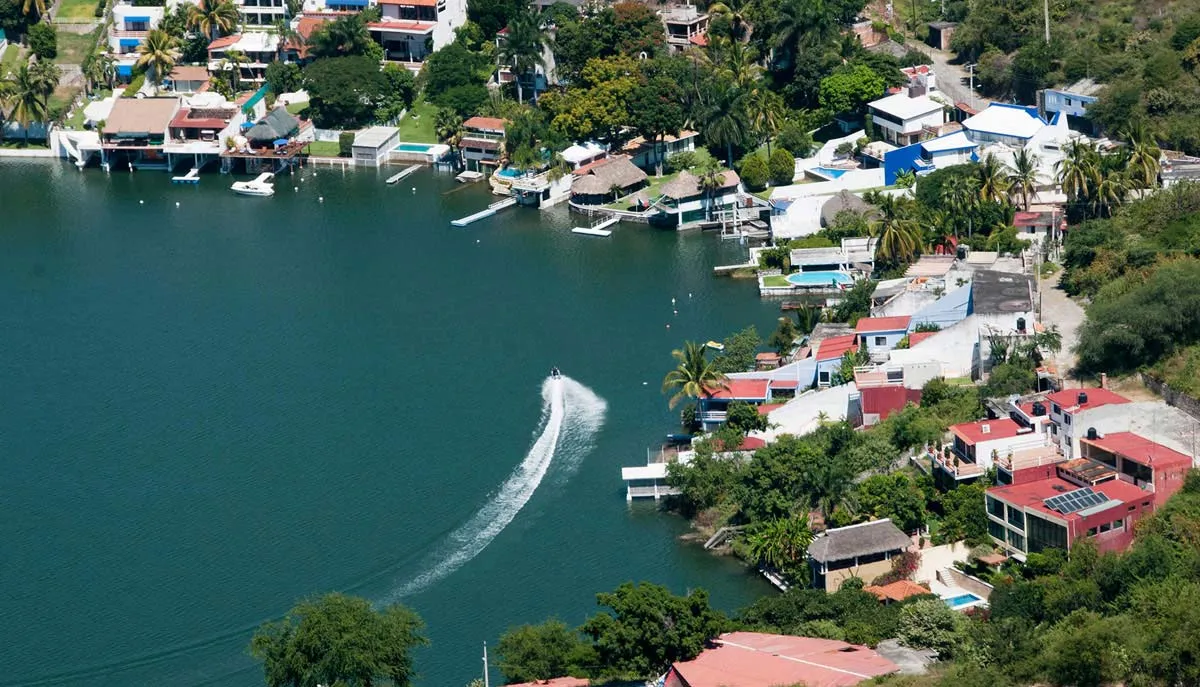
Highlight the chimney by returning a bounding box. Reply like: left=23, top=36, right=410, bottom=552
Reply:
left=1100, top=373, right=1108, bottom=389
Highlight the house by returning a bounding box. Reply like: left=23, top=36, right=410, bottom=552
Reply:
left=697, top=378, right=772, bottom=431
left=665, top=632, right=899, bottom=687
left=865, top=580, right=932, bottom=604
left=653, top=168, right=741, bottom=227
left=165, top=101, right=242, bottom=160
left=108, top=0, right=167, bottom=81
left=985, top=461, right=1157, bottom=559
left=368, top=0, right=468, bottom=68
left=569, top=155, right=647, bottom=205
left=621, top=130, right=699, bottom=171
left=1045, top=388, right=1130, bottom=459
left=788, top=237, right=877, bottom=276
left=933, top=417, right=1050, bottom=483
left=352, top=126, right=400, bottom=167
left=559, top=141, right=606, bottom=170
left=1079, top=431, right=1192, bottom=507
left=855, top=316, right=912, bottom=357
left=166, top=66, right=211, bottom=94
left=459, top=116, right=506, bottom=171
left=100, top=97, right=181, bottom=170
left=808, top=519, right=912, bottom=592
left=235, top=0, right=287, bottom=27
left=660, top=5, right=709, bottom=54
left=926, top=21, right=956, bottom=51
left=961, top=103, right=1047, bottom=147
left=207, top=33, right=279, bottom=85
left=1039, top=79, right=1102, bottom=126
left=867, top=92, right=945, bottom=146
left=901, top=64, right=937, bottom=94
left=813, top=334, right=858, bottom=388
left=852, top=357, right=941, bottom=425
left=621, top=436, right=765, bottom=500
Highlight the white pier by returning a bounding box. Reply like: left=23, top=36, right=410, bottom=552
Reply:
left=386, top=165, right=421, bottom=184
left=450, top=197, right=517, bottom=227
left=572, top=216, right=618, bottom=237
left=171, top=168, right=200, bottom=184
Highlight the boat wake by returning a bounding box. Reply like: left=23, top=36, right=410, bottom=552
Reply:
left=386, top=375, right=606, bottom=600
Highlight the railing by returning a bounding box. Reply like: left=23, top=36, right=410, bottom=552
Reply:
left=699, top=411, right=727, bottom=423
left=931, top=451, right=986, bottom=478
left=110, top=29, right=147, bottom=38
left=626, top=484, right=680, bottom=500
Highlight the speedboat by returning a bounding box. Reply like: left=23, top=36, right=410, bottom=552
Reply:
left=231, top=172, right=275, bottom=197
left=705, top=341, right=725, bottom=351
left=550, top=367, right=561, bottom=379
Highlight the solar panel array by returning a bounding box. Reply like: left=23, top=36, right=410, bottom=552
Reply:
left=1043, top=486, right=1109, bottom=514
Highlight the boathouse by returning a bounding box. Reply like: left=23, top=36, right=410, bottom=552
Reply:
left=100, top=97, right=181, bottom=171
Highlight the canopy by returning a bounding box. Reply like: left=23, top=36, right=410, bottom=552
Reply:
left=273, top=138, right=289, bottom=146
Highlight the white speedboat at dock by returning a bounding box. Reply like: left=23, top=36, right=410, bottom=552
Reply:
left=231, top=172, right=275, bottom=197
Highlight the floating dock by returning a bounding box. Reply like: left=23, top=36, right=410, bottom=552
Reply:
left=455, top=170, right=485, bottom=183
left=450, top=197, right=517, bottom=227
left=171, top=168, right=200, bottom=184
left=572, top=216, right=618, bottom=237
left=386, top=165, right=421, bottom=184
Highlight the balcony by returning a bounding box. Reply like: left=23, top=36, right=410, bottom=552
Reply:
left=930, top=449, right=986, bottom=479
left=995, top=445, right=1064, bottom=474
left=111, top=29, right=148, bottom=38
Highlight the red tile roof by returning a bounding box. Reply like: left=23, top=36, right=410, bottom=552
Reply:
left=689, top=32, right=707, bottom=46
left=906, top=331, right=936, bottom=347
left=757, top=403, right=784, bottom=416
left=768, top=379, right=799, bottom=389
left=988, top=476, right=1148, bottom=522
left=865, top=580, right=931, bottom=602
left=950, top=418, right=1031, bottom=445
left=462, top=116, right=507, bottom=132
left=855, top=316, right=911, bottom=333
left=668, top=632, right=899, bottom=687
left=506, top=679, right=589, bottom=687
left=367, top=20, right=436, bottom=32
left=711, top=436, right=768, bottom=452
left=815, top=334, right=858, bottom=362
left=704, top=378, right=770, bottom=400
left=1013, top=211, right=1044, bottom=227
left=1084, top=432, right=1193, bottom=469
left=169, top=109, right=231, bottom=129
left=207, top=34, right=240, bottom=51
left=1046, top=388, right=1130, bottom=414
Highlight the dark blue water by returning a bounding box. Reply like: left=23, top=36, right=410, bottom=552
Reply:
left=0, top=161, right=776, bottom=687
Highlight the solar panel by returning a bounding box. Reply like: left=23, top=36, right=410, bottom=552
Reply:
left=1043, top=486, right=1109, bottom=514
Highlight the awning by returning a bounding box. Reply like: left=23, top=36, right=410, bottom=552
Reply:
left=124, top=15, right=150, bottom=21
left=273, top=138, right=288, bottom=146
left=117, top=65, right=133, bottom=76
left=119, top=38, right=141, bottom=46
left=330, top=0, right=368, bottom=6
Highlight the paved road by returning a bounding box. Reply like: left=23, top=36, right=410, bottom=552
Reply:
left=1039, top=271, right=1085, bottom=379
left=907, top=43, right=989, bottom=111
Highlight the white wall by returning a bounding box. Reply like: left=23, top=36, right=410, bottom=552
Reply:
left=976, top=432, right=1050, bottom=470
left=863, top=330, right=906, bottom=355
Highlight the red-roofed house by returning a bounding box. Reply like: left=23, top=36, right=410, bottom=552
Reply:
left=665, top=632, right=899, bottom=687
left=460, top=117, right=507, bottom=171
left=698, top=378, right=773, bottom=431
left=1046, top=388, right=1129, bottom=459
left=365, top=0, right=467, bottom=68
left=814, top=334, right=858, bottom=387
left=855, top=316, right=911, bottom=356
left=933, top=417, right=1049, bottom=483
left=906, top=330, right=937, bottom=348
left=1080, top=431, right=1193, bottom=507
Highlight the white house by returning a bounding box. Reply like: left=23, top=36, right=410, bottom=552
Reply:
left=369, top=0, right=467, bottom=69
left=1044, top=388, right=1131, bottom=459
left=234, top=0, right=287, bottom=28
left=207, top=32, right=279, bottom=85
left=961, top=103, right=1046, bottom=146
left=855, top=316, right=912, bottom=358
left=868, top=92, right=946, bottom=146
left=109, top=0, right=170, bottom=81
left=1039, top=79, right=1101, bottom=122
left=935, top=417, right=1051, bottom=481
left=352, top=126, right=400, bottom=166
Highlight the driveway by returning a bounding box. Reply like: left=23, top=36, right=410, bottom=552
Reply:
left=1039, top=272, right=1085, bottom=379
left=906, top=43, right=989, bottom=111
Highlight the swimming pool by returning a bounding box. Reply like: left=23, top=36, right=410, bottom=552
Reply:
left=786, top=271, right=854, bottom=287
left=496, top=167, right=525, bottom=179
left=394, top=142, right=438, bottom=153
left=944, top=593, right=984, bottom=610
left=810, top=166, right=849, bottom=179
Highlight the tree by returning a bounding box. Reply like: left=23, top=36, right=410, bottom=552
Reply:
left=897, top=597, right=964, bottom=657
left=594, top=1, right=665, bottom=58
left=422, top=41, right=491, bottom=103
left=744, top=516, right=813, bottom=578
left=496, top=620, right=594, bottom=684
left=739, top=152, right=769, bottom=190
left=187, top=0, right=238, bottom=41
left=3, top=63, right=49, bottom=145
left=870, top=195, right=921, bottom=265
left=726, top=400, right=768, bottom=434
left=81, top=52, right=110, bottom=97
left=1007, top=148, right=1040, bottom=211
left=976, top=152, right=1010, bottom=205
left=697, top=158, right=727, bottom=218
left=662, top=341, right=728, bottom=410
left=376, top=63, right=416, bottom=121
left=628, top=75, right=684, bottom=177
left=307, top=13, right=375, bottom=58
left=1057, top=139, right=1100, bottom=207
left=498, top=9, right=548, bottom=104
left=135, top=29, right=180, bottom=93
left=769, top=316, right=800, bottom=355
left=854, top=473, right=926, bottom=532
left=303, top=55, right=386, bottom=128
left=817, top=64, right=884, bottom=115
left=20, top=0, right=43, bottom=19
left=249, top=593, right=427, bottom=687
left=27, top=58, right=59, bottom=113
left=776, top=119, right=813, bottom=157
left=433, top=107, right=463, bottom=157
left=700, top=81, right=747, bottom=167
left=582, top=582, right=726, bottom=679
left=28, top=21, right=55, bottom=59
left=1124, top=121, right=1161, bottom=190
left=467, top=0, right=527, bottom=38
left=769, top=148, right=795, bottom=186
left=264, top=61, right=301, bottom=96
left=274, top=17, right=301, bottom=63
left=220, top=48, right=248, bottom=93
left=712, top=326, right=762, bottom=373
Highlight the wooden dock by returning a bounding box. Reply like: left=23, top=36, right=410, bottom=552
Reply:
left=386, top=165, right=421, bottom=184
left=450, top=197, right=517, bottom=227
left=713, top=262, right=756, bottom=275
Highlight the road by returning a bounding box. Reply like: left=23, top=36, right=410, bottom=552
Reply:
left=907, top=43, right=989, bottom=111
left=1039, top=272, right=1085, bottom=380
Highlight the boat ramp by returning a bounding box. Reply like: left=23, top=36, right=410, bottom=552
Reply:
left=571, top=216, right=618, bottom=237
left=171, top=168, right=200, bottom=184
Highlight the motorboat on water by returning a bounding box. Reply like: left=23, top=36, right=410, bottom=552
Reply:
left=550, top=367, right=562, bottom=379
left=705, top=341, right=725, bottom=351
left=231, top=172, right=275, bottom=197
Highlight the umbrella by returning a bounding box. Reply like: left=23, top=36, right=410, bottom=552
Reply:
left=273, top=138, right=289, bottom=147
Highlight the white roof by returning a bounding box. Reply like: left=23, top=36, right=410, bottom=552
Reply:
left=868, top=93, right=943, bottom=121
left=222, top=32, right=278, bottom=53
left=962, top=104, right=1045, bottom=139
left=83, top=96, right=115, bottom=125
left=921, top=130, right=976, bottom=153
left=561, top=142, right=606, bottom=164
left=621, top=464, right=668, bottom=481
left=353, top=125, right=399, bottom=148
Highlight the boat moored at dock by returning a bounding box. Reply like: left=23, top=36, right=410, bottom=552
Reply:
left=231, top=172, right=275, bottom=197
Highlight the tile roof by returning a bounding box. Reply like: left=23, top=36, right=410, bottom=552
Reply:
left=102, top=97, right=179, bottom=136
left=807, top=519, right=911, bottom=563
left=704, top=378, right=770, bottom=400
left=367, top=20, right=436, bottom=32
left=865, top=580, right=931, bottom=602
left=1084, top=432, right=1193, bottom=469
left=1046, top=388, right=1129, bottom=414
left=855, top=316, right=912, bottom=334
left=206, top=34, right=241, bottom=51
left=462, top=116, right=507, bottom=132
left=988, top=476, right=1148, bottom=521
left=950, top=418, right=1030, bottom=445
left=670, top=632, right=899, bottom=687
left=169, top=65, right=210, bottom=82
left=907, top=331, right=936, bottom=347
left=815, top=334, right=858, bottom=362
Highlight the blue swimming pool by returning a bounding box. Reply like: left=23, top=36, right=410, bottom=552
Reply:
left=786, top=271, right=854, bottom=287
left=496, top=167, right=524, bottom=179
left=394, top=142, right=437, bottom=153
left=944, top=593, right=983, bottom=610
left=810, top=166, right=849, bottom=179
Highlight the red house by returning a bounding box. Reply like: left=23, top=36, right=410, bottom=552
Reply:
left=1079, top=431, right=1192, bottom=508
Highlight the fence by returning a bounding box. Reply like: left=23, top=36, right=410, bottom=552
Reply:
left=312, top=128, right=343, bottom=143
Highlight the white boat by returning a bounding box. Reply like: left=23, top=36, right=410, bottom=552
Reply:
left=231, top=172, right=275, bottom=197
left=705, top=341, right=725, bottom=351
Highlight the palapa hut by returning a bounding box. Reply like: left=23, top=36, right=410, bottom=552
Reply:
left=245, top=107, right=301, bottom=146
left=820, top=189, right=877, bottom=227
left=570, top=155, right=648, bottom=205
left=659, top=168, right=741, bottom=203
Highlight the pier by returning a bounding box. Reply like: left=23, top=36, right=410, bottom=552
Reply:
left=571, top=216, right=618, bottom=237
left=450, top=197, right=517, bottom=227
left=171, top=168, right=200, bottom=184
left=386, top=165, right=421, bottom=185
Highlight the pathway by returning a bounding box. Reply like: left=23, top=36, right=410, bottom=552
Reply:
left=1039, top=272, right=1085, bottom=379
left=906, top=43, right=989, bottom=111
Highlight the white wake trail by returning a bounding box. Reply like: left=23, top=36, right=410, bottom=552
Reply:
left=387, top=375, right=606, bottom=600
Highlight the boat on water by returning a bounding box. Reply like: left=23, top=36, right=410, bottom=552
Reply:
left=705, top=341, right=725, bottom=351
left=550, top=366, right=561, bottom=379
left=231, top=172, right=275, bottom=197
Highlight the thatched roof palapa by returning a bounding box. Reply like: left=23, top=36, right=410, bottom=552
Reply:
left=571, top=155, right=647, bottom=195
left=820, top=189, right=875, bottom=227
left=660, top=169, right=740, bottom=200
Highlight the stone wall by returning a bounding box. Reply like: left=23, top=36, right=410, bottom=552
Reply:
left=1140, top=373, right=1200, bottom=421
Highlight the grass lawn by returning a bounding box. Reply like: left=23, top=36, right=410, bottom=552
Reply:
left=1, top=43, right=20, bottom=75
left=55, top=29, right=100, bottom=65
left=56, top=0, right=102, bottom=21
left=397, top=100, right=438, bottom=143
left=62, top=88, right=111, bottom=129
left=761, top=275, right=793, bottom=288
left=305, top=140, right=340, bottom=157
left=286, top=101, right=309, bottom=116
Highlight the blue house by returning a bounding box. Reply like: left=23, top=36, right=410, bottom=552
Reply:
left=856, top=316, right=912, bottom=357
left=1039, top=79, right=1101, bottom=130
left=814, top=334, right=858, bottom=387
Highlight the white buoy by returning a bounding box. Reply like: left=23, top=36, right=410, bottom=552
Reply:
left=476, top=239, right=481, bottom=243
left=139, top=200, right=144, bottom=204
left=674, top=310, right=678, bottom=315
left=294, top=186, right=298, bottom=191
left=666, top=324, right=670, bottom=329
left=411, top=187, right=416, bottom=193
left=175, top=201, right=180, bottom=207
left=318, top=196, right=324, bottom=202
left=689, top=292, right=693, bottom=298
left=672, top=297, right=676, bottom=304
left=642, top=381, right=648, bottom=385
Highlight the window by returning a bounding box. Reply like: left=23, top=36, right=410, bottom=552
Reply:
left=987, top=495, right=1006, bottom=518
left=1027, top=513, right=1068, bottom=553
left=1052, top=403, right=1061, bottom=414
left=1128, top=505, right=1136, bottom=511
left=1111, top=519, right=1124, bottom=530
left=874, top=336, right=887, bottom=346
left=819, top=371, right=830, bottom=384
left=1008, top=531, right=1025, bottom=551
left=988, top=519, right=1007, bottom=542
left=1063, top=414, right=1072, bottom=425
left=1099, top=522, right=1112, bottom=533
left=1087, top=527, right=1098, bottom=536
left=1007, top=505, right=1025, bottom=531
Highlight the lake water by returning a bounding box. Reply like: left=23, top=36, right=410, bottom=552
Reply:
left=0, top=161, right=778, bottom=687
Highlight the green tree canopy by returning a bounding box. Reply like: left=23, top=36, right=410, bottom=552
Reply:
left=302, top=55, right=387, bottom=128
left=496, top=620, right=594, bottom=684
left=817, top=64, right=884, bottom=115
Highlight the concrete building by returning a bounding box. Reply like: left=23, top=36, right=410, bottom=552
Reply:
left=1039, top=79, right=1101, bottom=127
left=933, top=417, right=1050, bottom=482
left=621, top=130, right=699, bottom=171
left=207, top=33, right=279, bottom=85
left=352, top=126, right=400, bottom=166
left=459, top=116, right=506, bottom=171
left=856, top=316, right=912, bottom=358
left=100, top=97, right=181, bottom=170
left=867, top=92, right=946, bottom=146
left=235, top=0, right=287, bottom=27
left=369, top=0, right=468, bottom=69
left=660, top=5, right=709, bottom=54
left=808, top=519, right=912, bottom=592
left=1045, top=387, right=1131, bottom=459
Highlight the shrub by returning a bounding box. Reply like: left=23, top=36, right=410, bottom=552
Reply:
left=777, top=121, right=813, bottom=157
left=94, top=0, right=105, bottom=17
left=897, top=598, right=964, bottom=656
left=768, top=148, right=794, bottom=185
left=338, top=131, right=355, bottom=157
left=29, top=22, right=58, bottom=59
left=739, top=153, right=769, bottom=190
left=122, top=72, right=146, bottom=97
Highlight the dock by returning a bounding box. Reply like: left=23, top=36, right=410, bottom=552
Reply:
left=386, top=165, right=421, bottom=185
left=456, top=170, right=485, bottom=183
left=571, top=216, right=618, bottom=237
left=171, top=168, right=200, bottom=184
left=713, top=261, right=756, bottom=275
left=450, top=197, right=517, bottom=227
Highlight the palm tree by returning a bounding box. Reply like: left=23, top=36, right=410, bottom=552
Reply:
left=940, top=174, right=979, bottom=237
left=1056, top=139, right=1100, bottom=207
left=136, top=30, right=181, bottom=94
left=976, top=153, right=1010, bottom=204
left=870, top=195, right=921, bottom=265
left=697, top=160, right=726, bottom=219
left=274, top=18, right=301, bottom=63
left=222, top=48, right=248, bottom=92
left=4, top=64, right=49, bottom=146
left=700, top=81, right=746, bottom=167
left=661, top=341, right=728, bottom=410
left=188, top=0, right=240, bottom=41
left=434, top=107, right=463, bottom=159
left=771, top=0, right=837, bottom=71
left=497, top=10, right=549, bottom=104
left=1092, top=169, right=1129, bottom=218
left=746, top=88, right=785, bottom=155
left=81, top=53, right=106, bottom=97
left=22, top=0, right=46, bottom=19
left=28, top=59, right=61, bottom=113
left=1123, top=121, right=1161, bottom=190
left=706, top=0, right=752, bottom=41
left=744, top=517, right=813, bottom=573
left=1006, top=148, right=1040, bottom=211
